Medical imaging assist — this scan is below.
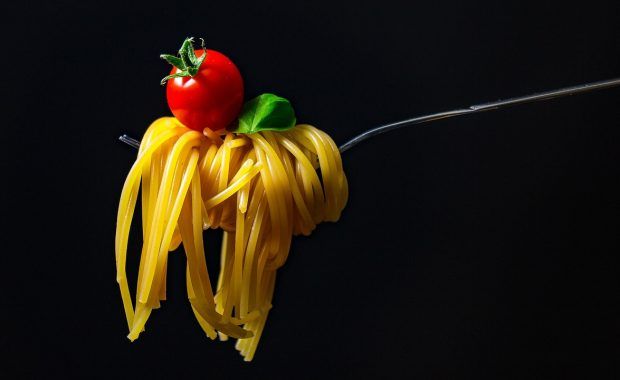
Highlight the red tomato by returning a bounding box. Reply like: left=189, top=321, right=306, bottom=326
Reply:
left=165, top=49, right=244, bottom=131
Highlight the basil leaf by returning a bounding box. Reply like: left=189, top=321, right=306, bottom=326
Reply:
left=235, top=93, right=296, bottom=134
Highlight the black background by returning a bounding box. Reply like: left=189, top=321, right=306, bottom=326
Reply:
left=3, top=1, right=620, bottom=378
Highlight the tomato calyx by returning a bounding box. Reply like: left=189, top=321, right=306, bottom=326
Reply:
left=160, top=37, right=207, bottom=85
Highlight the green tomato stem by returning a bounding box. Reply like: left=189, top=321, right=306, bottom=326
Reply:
left=160, top=37, right=207, bottom=85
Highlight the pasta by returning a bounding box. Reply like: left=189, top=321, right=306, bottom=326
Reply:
left=115, top=117, right=348, bottom=360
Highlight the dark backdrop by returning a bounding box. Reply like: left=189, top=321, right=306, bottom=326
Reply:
left=3, top=1, right=620, bottom=378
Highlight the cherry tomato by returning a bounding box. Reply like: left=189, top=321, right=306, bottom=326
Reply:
left=165, top=49, right=244, bottom=132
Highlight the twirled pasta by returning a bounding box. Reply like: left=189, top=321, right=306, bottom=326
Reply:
left=115, top=117, right=348, bottom=360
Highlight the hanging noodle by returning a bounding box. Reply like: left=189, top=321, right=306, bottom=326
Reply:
left=115, top=117, right=348, bottom=360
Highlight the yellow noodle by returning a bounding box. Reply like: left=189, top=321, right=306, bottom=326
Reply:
left=203, top=163, right=261, bottom=211
left=137, top=131, right=202, bottom=304
left=203, top=127, right=223, bottom=145
left=115, top=117, right=347, bottom=360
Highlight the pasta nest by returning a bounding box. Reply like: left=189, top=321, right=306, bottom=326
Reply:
left=115, top=117, right=348, bottom=360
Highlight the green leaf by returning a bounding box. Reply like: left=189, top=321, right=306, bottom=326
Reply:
left=179, top=37, right=196, bottom=68
left=160, top=54, right=185, bottom=71
left=235, top=94, right=297, bottom=134
left=160, top=71, right=190, bottom=85
left=192, top=51, right=207, bottom=72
